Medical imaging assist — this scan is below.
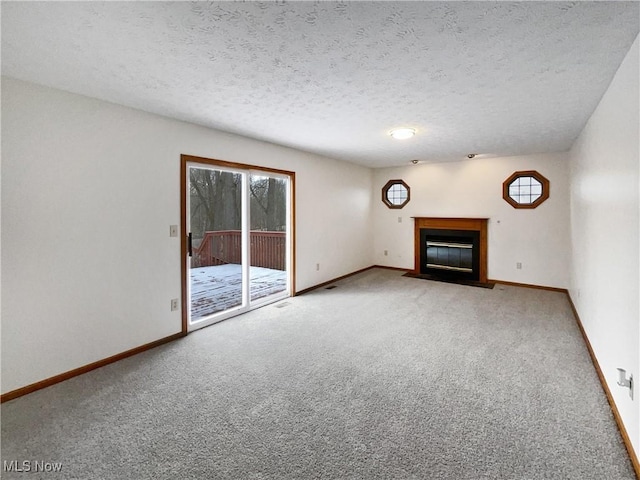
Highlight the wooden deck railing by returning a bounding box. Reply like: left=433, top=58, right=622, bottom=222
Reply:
left=192, top=230, right=286, bottom=270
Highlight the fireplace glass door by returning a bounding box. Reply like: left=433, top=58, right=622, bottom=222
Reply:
left=426, top=241, right=473, bottom=273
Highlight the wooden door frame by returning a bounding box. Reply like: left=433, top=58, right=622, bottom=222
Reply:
left=180, top=154, right=296, bottom=333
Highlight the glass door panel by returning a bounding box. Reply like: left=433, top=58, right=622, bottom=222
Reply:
left=188, top=166, right=244, bottom=323
left=249, top=173, right=288, bottom=303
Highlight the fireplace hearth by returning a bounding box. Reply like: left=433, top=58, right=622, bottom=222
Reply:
left=413, top=217, right=488, bottom=283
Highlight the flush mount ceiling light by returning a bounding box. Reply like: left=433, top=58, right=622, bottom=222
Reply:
left=389, top=128, right=415, bottom=140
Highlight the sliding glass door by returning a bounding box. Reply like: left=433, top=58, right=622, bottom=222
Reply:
left=182, top=156, right=293, bottom=331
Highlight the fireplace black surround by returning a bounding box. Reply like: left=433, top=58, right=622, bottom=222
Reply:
left=420, top=229, right=480, bottom=281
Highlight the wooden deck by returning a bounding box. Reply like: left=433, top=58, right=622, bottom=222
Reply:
left=190, top=264, right=286, bottom=319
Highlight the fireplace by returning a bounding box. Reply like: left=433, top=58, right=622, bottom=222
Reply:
left=420, top=229, right=480, bottom=280
left=413, top=217, right=488, bottom=283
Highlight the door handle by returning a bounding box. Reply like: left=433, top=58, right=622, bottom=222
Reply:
left=188, top=232, right=193, bottom=257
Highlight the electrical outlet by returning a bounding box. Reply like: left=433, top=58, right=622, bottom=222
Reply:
left=171, top=298, right=179, bottom=311
left=384, top=250, right=388, bottom=256
left=316, top=263, right=320, bottom=271
left=169, top=225, right=178, bottom=237
left=516, top=262, right=522, bottom=270
left=398, top=216, right=402, bottom=223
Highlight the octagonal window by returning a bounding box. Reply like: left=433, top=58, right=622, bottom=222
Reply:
left=502, top=170, right=550, bottom=209
left=382, top=179, right=410, bottom=209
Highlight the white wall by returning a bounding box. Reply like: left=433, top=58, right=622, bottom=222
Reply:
left=1, top=77, right=373, bottom=394
left=372, top=153, right=571, bottom=288
left=569, top=35, right=639, bottom=456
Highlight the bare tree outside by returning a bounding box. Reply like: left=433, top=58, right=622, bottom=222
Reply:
left=249, top=174, right=287, bottom=232
left=189, top=169, right=286, bottom=238
left=189, top=169, right=242, bottom=240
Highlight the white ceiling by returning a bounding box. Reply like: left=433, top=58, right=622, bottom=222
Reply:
left=2, top=1, right=639, bottom=168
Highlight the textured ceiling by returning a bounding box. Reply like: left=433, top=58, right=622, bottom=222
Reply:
left=2, top=1, right=639, bottom=167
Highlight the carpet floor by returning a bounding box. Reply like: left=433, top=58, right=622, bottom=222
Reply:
left=1, top=268, right=635, bottom=479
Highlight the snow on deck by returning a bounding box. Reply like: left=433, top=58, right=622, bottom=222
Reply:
left=190, top=264, right=286, bottom=319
